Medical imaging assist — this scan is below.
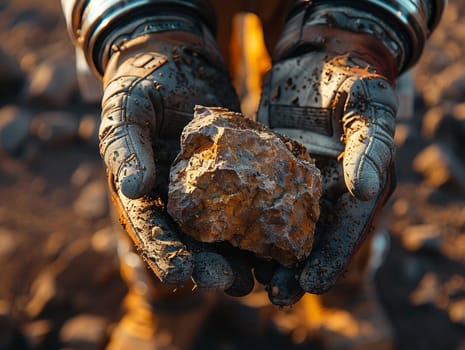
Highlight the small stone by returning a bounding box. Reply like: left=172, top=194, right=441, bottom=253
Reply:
left=391, top=198, right=411, bottom=217
left=44, top=231, right=67, bottom=259
left=421, top=105, right=448, bottom=140
left=30, top=111, right=79, bottom=147
left=401, top=224, right=443, bottom=252
left=22, top=320, right=53, bottom=349
left=452, top=102, right=465, bottom=121
left=0, top=228, right=17, bottom=257
left=421, top=104, right=465, bottom=143
left=442, top=73, right=465, bottom=102
left=0, top=105, right=31, bottom=154
left=410, top=272, right=440, bottom=306
left=413, top=143, right=465, bottom=190
left=394, top=123, right=417, bottom=147
left=449, top=300, right=465, bottom=325
left=59, top=315, right=108, bottom=350
left=20, top=52, right=39, bottom=74
left=78, top=113, right=100, bottom=147
left=25, top=267, right=59, bottom=319
left=27, top=57, right=78, bottom=108
left=421, top=63, right=465, bottom=106
left=73, top=180, right=108, bottom=220
left=70, top=162, right=95, bottom=188
left=168, top=106, right=322, bottom=267
left=91, top=227, right=117, bottom=253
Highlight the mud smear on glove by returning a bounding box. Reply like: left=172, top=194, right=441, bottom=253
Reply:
left=110, top=182, right=194, bottom=284
left=167, top=106, right=322, bottom=267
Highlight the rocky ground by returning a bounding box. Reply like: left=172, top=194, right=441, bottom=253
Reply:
left=1, top=0, right=465, bottom=349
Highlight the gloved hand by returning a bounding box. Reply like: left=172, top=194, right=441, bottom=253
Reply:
left=99, top=28, right=255, bottom=294
left=257, top=26, right=398, bottom=305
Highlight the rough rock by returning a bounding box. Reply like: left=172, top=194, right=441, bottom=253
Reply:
left=0, top=105, right=30, bottom=154
left=167, top=106, right=322, bottom=267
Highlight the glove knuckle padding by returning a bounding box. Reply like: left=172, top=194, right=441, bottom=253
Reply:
left=341, top=75, right=397, bottom=200
left=100, top=74, right=159, bottom=199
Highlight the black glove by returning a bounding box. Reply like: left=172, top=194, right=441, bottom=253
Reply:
left=258, top=25, right=398, bottom=305
left=99, top=25, right=256, bottom=292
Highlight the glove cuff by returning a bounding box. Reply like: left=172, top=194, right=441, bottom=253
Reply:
left=64, top=0, right=217, bottom=78
left=277, top=0, right=445, bottom=74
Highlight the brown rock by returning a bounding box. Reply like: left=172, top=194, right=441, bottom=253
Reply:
left=167, top=106, right=322, bottom=267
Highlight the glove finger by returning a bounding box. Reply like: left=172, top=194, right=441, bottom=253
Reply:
left=343, top=115, right=394, bottom=201
left=224, top=255, right=255, bottom=297
left=342, top=78, right=397, bottom=201
left=182, top=237, right=237, bottom=291
left=109, top=174, right=194, bottom=284
left=191, top=251, right=235, bottom=290
left=267, top=266, right=305, bottom=306
left=299, top=190, right=386, bottom=294
left=188, top=238, right=255, bottom=294
left=253, top=259, right=278, bottom=285
left=100, top=78, right=159, bottom=199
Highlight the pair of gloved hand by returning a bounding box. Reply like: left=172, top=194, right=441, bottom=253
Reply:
left=99, top=20, right=398, bottom=306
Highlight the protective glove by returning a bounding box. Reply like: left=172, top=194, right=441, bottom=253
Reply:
left=99, top=28, right=256, bottom=293
left=257, top=26, right=398, bottom=305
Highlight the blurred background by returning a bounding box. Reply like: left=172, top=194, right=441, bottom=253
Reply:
left=1, top=0, right=465, bottom=349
